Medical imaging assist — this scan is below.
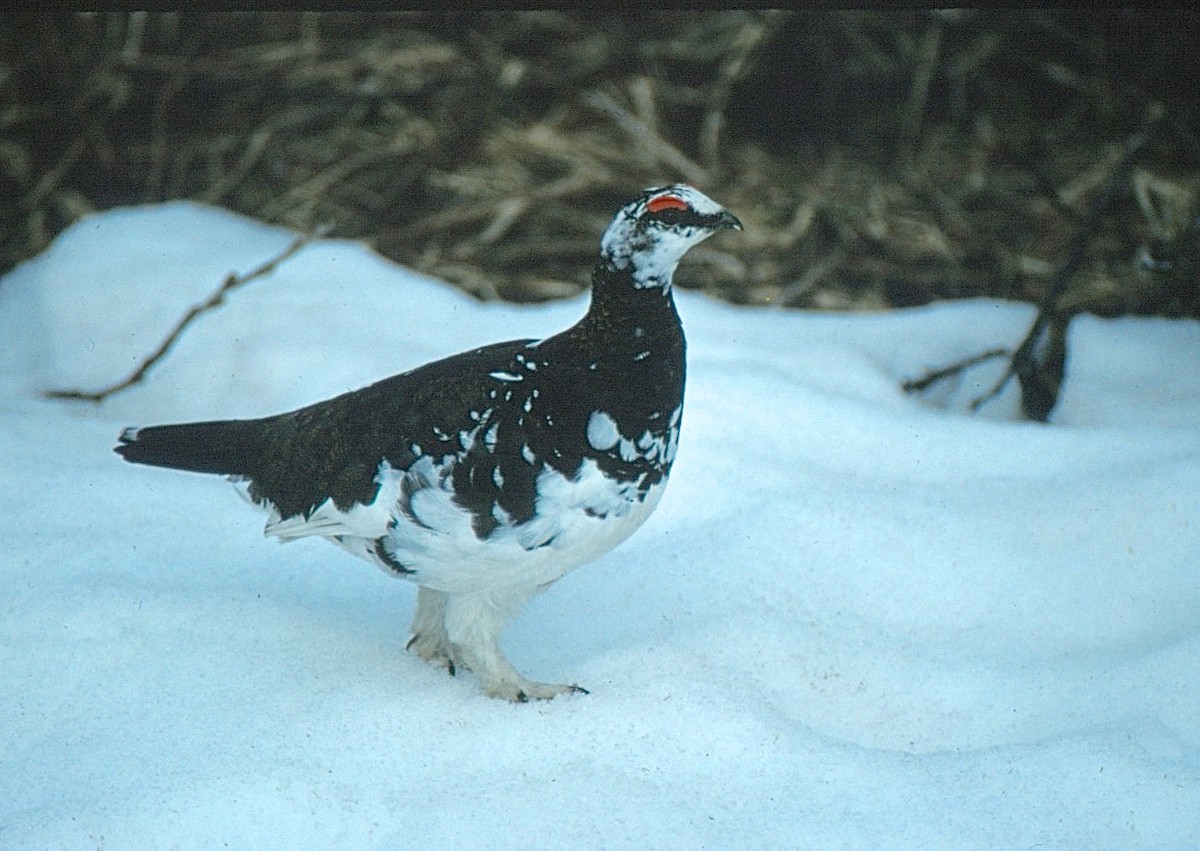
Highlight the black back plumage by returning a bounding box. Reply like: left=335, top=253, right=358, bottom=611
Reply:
left=115, top=262, right=685, bottom=534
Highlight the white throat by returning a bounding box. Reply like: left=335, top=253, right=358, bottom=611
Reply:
left=601, top=222, right=716, bottom=292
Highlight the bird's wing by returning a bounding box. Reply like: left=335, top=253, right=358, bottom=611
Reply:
left=260, top=461, right=405, bottom=542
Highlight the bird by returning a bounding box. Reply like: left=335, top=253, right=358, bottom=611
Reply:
left=115, top=184, right=742, bottom=701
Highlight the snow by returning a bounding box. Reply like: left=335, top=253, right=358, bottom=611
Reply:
left=2, top=201, right=1199, bottom=849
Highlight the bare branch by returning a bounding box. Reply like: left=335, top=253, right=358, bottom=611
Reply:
left=901, top=347, right=1010, bottom=395
left=47, top=223, right=332, bottom=404
left=897, top=17, right=943, bottom=169
left=968, top=104, right=1164, bottom=418
left=583, top=89, right=709, bottom=187
left=698, top=11, right=790, bottom=170
left=906, top=103, right=1166, bottom=420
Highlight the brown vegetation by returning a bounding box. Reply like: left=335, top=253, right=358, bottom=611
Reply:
left=2, top=11, right=1197, bottom=318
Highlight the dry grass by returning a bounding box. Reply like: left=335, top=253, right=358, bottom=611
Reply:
left=2, top=10, right=1198, bottom=317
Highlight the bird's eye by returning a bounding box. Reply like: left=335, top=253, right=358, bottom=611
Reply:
left=650, top=207, right=687, bottom=226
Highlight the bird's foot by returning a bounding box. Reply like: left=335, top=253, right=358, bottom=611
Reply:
left=406, top=631, right=458, bottom=677
left=407, top=634, right=587, bottom=700
left=483, top=679, right=589, bottom=703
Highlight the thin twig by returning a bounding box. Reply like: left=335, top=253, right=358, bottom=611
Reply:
left=901, top=347, right=1010, bottom=394
left=142, top=27, right=208, bottom=203
left=583, top=89, right=709, bottom=186
left=778, top=248, right=844, bottom=306
left=47, top=224, right=332, bottom=403
left=897, top=17, right=943, bottom=169
left=21, top=133, right=90, bottom=211
left=699, top=11, right=789, bottom=170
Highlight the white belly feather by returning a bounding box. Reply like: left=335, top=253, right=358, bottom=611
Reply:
left=248, top=455, right=666, bottom=594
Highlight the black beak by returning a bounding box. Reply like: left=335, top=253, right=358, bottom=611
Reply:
left=716, top=210, right=743, bottom=231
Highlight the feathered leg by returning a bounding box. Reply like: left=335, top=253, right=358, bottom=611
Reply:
left=441, top=587, right=586, bottom=702
left=407, top=587, right=455, bottom=674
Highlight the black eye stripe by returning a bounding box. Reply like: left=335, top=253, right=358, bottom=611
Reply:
left=643, top=207, right=713, bottom=228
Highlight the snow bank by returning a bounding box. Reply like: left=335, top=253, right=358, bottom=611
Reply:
left=1, top=202, right=1198, bottom=849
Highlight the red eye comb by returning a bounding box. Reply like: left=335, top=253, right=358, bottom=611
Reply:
left=646, top=195, right=689, bottom=214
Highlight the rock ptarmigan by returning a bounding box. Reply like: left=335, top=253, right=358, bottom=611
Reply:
left=116, top=184, right=741, bottom=700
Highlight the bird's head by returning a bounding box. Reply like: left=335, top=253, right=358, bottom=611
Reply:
left=600, top=185, right=742, bottom=292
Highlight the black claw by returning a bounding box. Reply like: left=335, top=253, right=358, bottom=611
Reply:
left=516, top=690, right=529, bottom=703
left=447, top=659, right=456, bottom=677
left=572, top=685, right=590, bottom=695
left=405, top=634, right=418, bottom=651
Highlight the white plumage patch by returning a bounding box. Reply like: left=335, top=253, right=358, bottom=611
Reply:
left=247, top=452, right=664, bottom=595
left=390, top=456, right=663, bottom=593
left=260, top=461, right=403, bottom=542
left=586, top=406, right=681, bottom=466
left=586, top=410, right=621, bottom=451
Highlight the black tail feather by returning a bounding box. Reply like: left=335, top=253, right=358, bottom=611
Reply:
left=115, top=419, right=262, bottom=477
